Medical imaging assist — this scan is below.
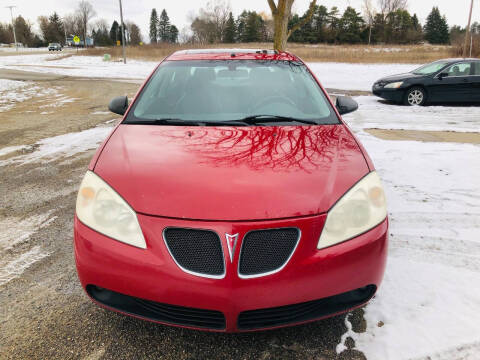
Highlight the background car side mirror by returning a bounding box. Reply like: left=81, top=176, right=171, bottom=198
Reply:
left=335, top=96, right=358, bottom=116
left=439, top=72, right=449, bottom=80
left=108, top=96, right=129, bottom=115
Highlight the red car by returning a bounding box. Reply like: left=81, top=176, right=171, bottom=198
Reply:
left=74, top=49, right=388, bottom=332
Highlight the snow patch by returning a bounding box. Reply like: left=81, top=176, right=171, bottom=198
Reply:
left=344, top=96, right=480, bottom=133
left=0, top=246, right=50, bottom=287
left=0, top=125, right=113, bottom=166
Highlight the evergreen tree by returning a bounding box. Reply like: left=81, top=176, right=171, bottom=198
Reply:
left=236, top=11, right=249, bottom=42
left=169, top=25, right=179, bottom=43
left=244, top=12, right=262, bottom=42
left=326, top=7, right=340, bottom=43
left=424, top=7, right=449, bottom=44
left=48, top=12, right=64, bottom=44
left=158, top=9, right=170, bottom=42
left=110, top=20, right=119, bottom=44
left=149, top=8, right=158, bottom=43
left=14, top=15, right=35, bottom=46
left=338, top=7, right=364, bottom=43
left=313, top=5, right=329, bottom=42
left=223, top=12, right=236, bottom=43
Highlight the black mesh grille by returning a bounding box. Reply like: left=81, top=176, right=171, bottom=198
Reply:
left=238, top=285, right=377, bottom=330
left=239, top=228, right=299, bottom=276
left=164, top=228, right=224, bottom=277
left=87, top=286, right=226, bottom=330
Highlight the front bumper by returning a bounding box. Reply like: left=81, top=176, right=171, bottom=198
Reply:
left=372, top=86, right=405, bottom=103
left=74, top=214, right=388, bottom=332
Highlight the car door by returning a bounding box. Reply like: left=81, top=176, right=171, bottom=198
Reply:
left=469, top=61, right=480, bottom=102
left=429, top=62, right=472, bottom=102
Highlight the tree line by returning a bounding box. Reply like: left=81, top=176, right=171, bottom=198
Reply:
left=0, top=0, right=475, bottom=48
left=187, top=1, right=455, bottom=46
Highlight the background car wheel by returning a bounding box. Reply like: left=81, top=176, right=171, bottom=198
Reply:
left=404, top=87, right=426, bottom=106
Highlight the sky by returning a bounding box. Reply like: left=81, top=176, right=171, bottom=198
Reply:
left=0, top=0, right=477, bottom=42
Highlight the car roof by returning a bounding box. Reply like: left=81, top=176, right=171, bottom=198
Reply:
left=167, top=48, right=300, bottom=62
left=436, top=58, right=480, bottom=63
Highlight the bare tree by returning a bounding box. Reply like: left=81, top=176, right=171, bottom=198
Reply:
left=267, top=0, right=317, bottom=52
left=378, top=0, right=408, bottom=16
left=63, top=13, right=83, bottom=38
left=363, top=0, right=376, bottom=44
left=77, top=0, right=96, bottom=47
left=190, top=1, right=231, bottom=43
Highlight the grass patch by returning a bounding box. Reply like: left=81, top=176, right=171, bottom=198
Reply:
left=80, top=43, right=453, bottom=64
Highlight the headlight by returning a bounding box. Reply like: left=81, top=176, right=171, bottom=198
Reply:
left=76, top=171, right=146, bottom=249
left=384, top=81, right=403, bottom=89
left=318, top=171, right=387, bottom=249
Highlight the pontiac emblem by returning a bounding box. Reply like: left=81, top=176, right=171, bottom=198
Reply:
left=225, top=233, right=239, bottom=262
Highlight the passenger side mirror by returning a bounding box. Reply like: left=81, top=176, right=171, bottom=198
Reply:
left=108, top=96, right=129, bottom=115
left=439, top=72, right=449, bottom=80
left=335, top=96, right=358, bottom=115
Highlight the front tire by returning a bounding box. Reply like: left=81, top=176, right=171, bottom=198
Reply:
left=404, top=87, right=427, bottom=106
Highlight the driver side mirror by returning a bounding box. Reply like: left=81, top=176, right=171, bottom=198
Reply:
left=108, top=96, right=129, bottom=115
left=335, top=96, right=358, bottom=115
left=439, top=72, right=449, bottom=80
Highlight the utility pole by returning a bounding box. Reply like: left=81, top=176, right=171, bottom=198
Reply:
left=463, top=0, right=474, bottom=58
left=6, top=6, right=18, bottom=52
left=118, top=0, right=127, bottom=64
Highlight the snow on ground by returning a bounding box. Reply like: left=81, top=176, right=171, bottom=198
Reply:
left=0, top=53, right=417, bottom=90
left=0, top=81, right=59, bottom=112
left=0, top=124, right=114, bottom=167
left=0, top=246, right=50, bottom=287
left=336, top=115, right=480, bottom=358
left=0, top=53, right=157, bottom=79
left=308, top=62, right=419, bottom=91
left=346, top=96, right=480, bottom=133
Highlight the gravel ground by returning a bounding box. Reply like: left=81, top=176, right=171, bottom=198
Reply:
left=0, top=73, right=368, bottom=360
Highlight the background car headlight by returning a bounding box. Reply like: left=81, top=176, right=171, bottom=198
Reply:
left=384, top=81, right=403, bottom=89
left=76, top=171, right=146, bottom=249
left=318, top=171, right=387, bottom=249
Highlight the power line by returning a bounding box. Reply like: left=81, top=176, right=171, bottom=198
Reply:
left=5, top=5, right=18, bottom=52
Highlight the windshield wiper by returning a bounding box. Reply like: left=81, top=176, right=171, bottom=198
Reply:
left=238, top=115, right=319, bottom=125
left=129, top=118, right=249, bottom=126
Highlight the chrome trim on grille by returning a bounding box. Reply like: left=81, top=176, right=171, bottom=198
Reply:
left=237, top=227, right=301, bottom=279
left=162, top=227, right=226, bottom=280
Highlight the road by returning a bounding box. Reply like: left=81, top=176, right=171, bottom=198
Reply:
left=0, top=70, right=367, bottom=360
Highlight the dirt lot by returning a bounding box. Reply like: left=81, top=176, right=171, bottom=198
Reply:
left=0, top=72, right=371, bottom=360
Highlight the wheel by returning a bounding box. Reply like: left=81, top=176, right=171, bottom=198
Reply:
left=404, top=87, right=426, bottom=106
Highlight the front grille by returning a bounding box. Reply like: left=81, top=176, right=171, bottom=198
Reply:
left=238, top=285, right=377, bottom=330
left=163, top=228, right=225, bottom=278
left=87, top=285, right=226, bottom=330
left=238, top=228, right=300, bottom=277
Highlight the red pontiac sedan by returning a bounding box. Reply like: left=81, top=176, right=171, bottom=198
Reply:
left=74, top=49, right=388, bottom=332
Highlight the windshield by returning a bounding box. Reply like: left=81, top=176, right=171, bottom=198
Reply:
left=125, top=60, right=339, bottom=125
left=412, top=61, right=450, bottom=75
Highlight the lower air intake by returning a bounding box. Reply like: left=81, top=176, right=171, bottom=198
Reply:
left=238, top=285, right=377, bottom=330
left=87, top=285, right=226, bottom=330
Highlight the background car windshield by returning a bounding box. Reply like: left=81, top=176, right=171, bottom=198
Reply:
left=128, top=60, right=339, bottom=124
left=412, top=61, right=450, bottom=75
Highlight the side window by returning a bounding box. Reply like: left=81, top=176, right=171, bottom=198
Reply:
left=445, top=62, right=471, bottom=76
left=473, top=62, right=480, bottom=75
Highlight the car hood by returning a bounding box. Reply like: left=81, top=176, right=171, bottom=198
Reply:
left=94, top=124, right=369, bottom=221
left=378, top=72, right=424, bottom=83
